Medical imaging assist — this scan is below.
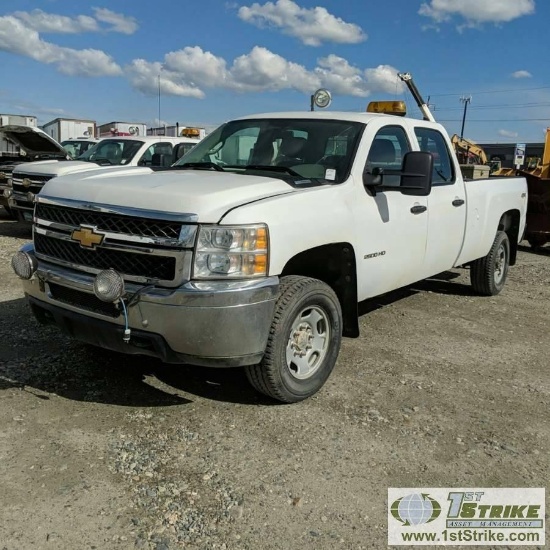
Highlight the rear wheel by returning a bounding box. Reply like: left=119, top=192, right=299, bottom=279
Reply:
left=245, top=276, right=342, bottom=403
left=470, top=231, right=510, bottom=296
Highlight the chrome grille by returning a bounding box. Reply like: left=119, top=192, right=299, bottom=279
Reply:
left=35, top=233, right=177, bottom=281
left=12, top=174, right=53, bottom=195
left=36, top=203, right=182, bottom=240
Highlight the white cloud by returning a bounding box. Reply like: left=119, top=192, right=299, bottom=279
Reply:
left=126, top=59, right=205, bottom=98
left=125, top=45, right=405, bottom=100
left=164, top=47, right=229, bottom=88
left=92, top=8, right=139, bottom=35
left=229, top=46, right=319, bottom=93
left=12, top=9, right=99, bottom=33
left=499, top=129, right=519, bottom=138
left=10, top=8, right=138, bottom=35
left=511, top=70, right=532, bottom=79
left=419, top=0, right=535, bottom=27
left=0, top=16, right=122, bottom=77
left=238, top=0, right=366, bottom=46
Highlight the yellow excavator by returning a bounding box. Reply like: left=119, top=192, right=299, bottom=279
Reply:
left=450, top=134, right=488, bottom=165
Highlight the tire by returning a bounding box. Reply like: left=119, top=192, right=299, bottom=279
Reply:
left=470, top=231, right=510, bottom=296
left=245, top=276, right=343, bottom=403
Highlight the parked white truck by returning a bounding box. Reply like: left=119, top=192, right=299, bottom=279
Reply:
left=12, top=105, right=527, bottom=402
left=9, top=135, right=201, bottom=221
left=1, top=125, right=68, bottom=218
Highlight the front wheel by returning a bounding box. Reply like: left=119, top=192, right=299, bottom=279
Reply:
left=470, top=230, right=510, bottom=296
left=245, top=276, right=343, bottom=403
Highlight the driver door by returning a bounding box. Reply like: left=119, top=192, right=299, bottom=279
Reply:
left=354, top=125, right=429, bottom=300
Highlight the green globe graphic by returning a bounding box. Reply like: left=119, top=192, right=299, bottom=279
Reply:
left=391, top=493, right=441, bottom=526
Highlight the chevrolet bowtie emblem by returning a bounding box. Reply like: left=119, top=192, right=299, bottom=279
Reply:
left=22, top=178, right=32, bottom=188
left=71, top=225, right=105, bottom=249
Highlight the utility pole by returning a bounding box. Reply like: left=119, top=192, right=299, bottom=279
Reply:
left=158, top=74, right=161, bottom=130
left=460, top=95, right=472, bottom=139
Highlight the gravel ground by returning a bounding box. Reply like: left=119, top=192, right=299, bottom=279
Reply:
left=0, top=208, right=548, bottom=549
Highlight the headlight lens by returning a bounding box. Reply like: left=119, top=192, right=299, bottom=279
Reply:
left=194, top=224, right=268, bottom=279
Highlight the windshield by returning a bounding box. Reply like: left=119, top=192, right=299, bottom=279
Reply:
left=62, top=140, right=97, bottom=159
left=174, top=118, right=364, bottom=184
left=78, top=139, right=144, bottom=165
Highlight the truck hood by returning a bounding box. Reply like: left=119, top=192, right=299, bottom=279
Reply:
left=42, top=169, right=296, bottom=222
left=0, top=125, right=67, bottom=157
left=13, top=160, right=105, bottom=177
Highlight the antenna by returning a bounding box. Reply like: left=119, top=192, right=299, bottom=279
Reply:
left=157, top=73, right=161, bottom=138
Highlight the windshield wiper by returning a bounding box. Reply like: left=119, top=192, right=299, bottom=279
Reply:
left=174, top=162, right=225, bottom=172
left=244, top=165, right=302, bottom=178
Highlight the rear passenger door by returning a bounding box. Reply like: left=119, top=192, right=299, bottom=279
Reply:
left=414, top=127, right=467, bottom=277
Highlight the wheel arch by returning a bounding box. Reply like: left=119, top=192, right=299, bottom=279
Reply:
left=498, top=209, right=520, bottom=265
left=280, top=243, right=359, bottom=338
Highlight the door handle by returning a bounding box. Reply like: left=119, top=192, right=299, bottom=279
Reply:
left=452, top=199, right=465, bottom=207
left=410, top=205, right=427, bottom=214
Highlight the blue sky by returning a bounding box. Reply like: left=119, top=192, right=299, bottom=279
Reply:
left=0, top=0, right=548, bottom=143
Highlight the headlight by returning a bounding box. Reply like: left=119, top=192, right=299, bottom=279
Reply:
left=194, top=224, right=268, bottom=279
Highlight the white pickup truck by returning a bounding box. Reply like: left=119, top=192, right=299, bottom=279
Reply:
left=1, top=125, right=69, bottom=218
left=9, top=135, right=201, bottom=221
left=12, top=106, right=527, bottom=402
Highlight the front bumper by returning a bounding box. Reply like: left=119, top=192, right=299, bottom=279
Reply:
left=22, top=247, right=279, bottom=366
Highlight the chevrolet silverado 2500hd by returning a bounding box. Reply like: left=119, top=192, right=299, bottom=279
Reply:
left=12, top=107, right=527, bottom=402
left=9, top=135, right=201, bottom=221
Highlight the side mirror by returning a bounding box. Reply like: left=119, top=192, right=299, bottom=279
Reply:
left=363, top=166, right=383, bottom=187
left=400, top=151, right=433, bottom=196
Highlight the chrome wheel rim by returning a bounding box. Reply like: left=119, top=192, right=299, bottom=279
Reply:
left=286, top=305, right=330, bottom=380
left=494, top=243, right=507, bottom=285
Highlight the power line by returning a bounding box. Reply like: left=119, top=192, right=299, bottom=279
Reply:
left=438, top=118, right=550, bottom=122
left=428, top=85, right=550, bottom=98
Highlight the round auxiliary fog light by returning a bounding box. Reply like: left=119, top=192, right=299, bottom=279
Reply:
left=93, top=269, right=125, bottom=303
left=4, top=188, right=12, bottom=198
left=11, top=251, right=37, bottom=280
left=313, top=88, right=332, bottom=109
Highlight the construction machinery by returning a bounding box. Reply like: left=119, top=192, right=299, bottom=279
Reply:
left=519, top=128, right=550, bottom=247
left=450, top=134, right=488, bottom=165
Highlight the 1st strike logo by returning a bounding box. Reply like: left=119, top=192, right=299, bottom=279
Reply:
left=71, top=225, right=105, bottom=249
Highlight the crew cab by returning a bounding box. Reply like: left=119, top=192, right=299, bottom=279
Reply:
left=9, top=135, right=201, bottom=221
left=1, top=125, right=68, bottom=218
left=12, top=108, right=527, bottom=402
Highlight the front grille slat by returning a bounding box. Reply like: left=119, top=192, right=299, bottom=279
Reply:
left=36, top=203, right=182, bottom=240
left=12, top=175, right=53, bottom=195
left=35, top=233, right=176, bottom=281
left=48, top=283, right=120, bottom=317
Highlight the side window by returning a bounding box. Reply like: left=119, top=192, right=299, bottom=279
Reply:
left=365, top=126, right=411, bottom=187
left=414, top=128, right=455, bottom=185
left=139, top=142, right=173, bottom=166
